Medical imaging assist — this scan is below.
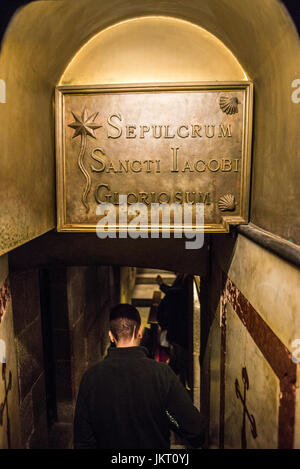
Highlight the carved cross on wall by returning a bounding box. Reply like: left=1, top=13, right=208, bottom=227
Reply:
left=0, top=363, right=12, bottom=449
left=235, top=367, right=257, bottom=449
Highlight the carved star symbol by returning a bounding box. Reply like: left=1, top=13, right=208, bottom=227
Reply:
left=68, top=108, right=101, bottom=138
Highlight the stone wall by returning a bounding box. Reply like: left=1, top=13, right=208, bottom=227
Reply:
left=0, top=255, right=21, bottom=449
left=203, top=233, right=300, bottom=449
left=46, top=265, right=121, bottom=425
left=10, top=268, right=47, bottom=449
left=67, top=265, right=120, bottom=401
left=3, top=262, right=121, bottom=449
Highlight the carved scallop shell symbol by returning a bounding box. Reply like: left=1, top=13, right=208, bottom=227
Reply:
left=219, top=96, right=240, bottom=115
left=218, top=194, right=236, bottom=212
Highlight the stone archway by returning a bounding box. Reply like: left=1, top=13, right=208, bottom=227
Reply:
left=1, top=0, right=299, bottom=260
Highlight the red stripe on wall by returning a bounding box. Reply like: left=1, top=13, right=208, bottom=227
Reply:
left=220, top=274, right=297, bottom=449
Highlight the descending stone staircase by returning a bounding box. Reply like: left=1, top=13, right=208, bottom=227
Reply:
left=48, top=268, right=179, bottom=449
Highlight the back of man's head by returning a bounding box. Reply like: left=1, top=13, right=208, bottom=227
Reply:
left=109, top=304, right=141, bottom=344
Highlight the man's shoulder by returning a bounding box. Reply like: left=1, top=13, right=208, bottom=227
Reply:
left=150, top=360, right=171, bottom=372
left=79, top=351, right=177, bottom=389
left=79, top=360, right=107, bottom=387
left=144, top=358, right=177, bottom=381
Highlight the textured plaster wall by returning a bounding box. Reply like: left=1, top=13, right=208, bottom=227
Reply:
left=206, top=233, right=300, bottom=448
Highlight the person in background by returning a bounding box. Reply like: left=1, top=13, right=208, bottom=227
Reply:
left=156, top=273, right=190, bottom=387
left=74, top=303, right=207, bottom=449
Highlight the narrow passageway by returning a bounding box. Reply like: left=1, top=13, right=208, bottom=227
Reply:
left=4, top=233, right=298, bottom=450
left=43, top=266, right=194, bottom=449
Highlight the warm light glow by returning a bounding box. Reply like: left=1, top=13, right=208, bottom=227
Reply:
left=60, top=16, right=248, bottom=85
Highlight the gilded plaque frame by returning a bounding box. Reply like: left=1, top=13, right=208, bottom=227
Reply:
left=56, top=82, right=253, bottom=233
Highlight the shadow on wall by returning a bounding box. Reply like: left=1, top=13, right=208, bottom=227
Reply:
left=0, top=1, right=33, bottom=48
left=200, top=231, right=237, bottom=365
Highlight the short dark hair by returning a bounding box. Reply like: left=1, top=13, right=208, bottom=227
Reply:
left=109, top=304, right=141, bottom=342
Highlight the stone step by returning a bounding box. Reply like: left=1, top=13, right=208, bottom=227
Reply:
left=48, top=423, right=73, bottom=449
left=135, top=274, right=175, bottom=285
left=136, top=268, right=174, bottom=275
left=132, top=298, right=153, bottom=307
left=131, top=283, right=159, bottom=299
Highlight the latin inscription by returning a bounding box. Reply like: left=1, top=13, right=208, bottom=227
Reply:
left=56, top=83, right=253, bottom=232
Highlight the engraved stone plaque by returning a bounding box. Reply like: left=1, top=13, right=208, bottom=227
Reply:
left=56, top=82, right=253, bottom=232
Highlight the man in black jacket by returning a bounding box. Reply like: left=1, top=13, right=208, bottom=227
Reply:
left=74, top=303, right=207, bottom=449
